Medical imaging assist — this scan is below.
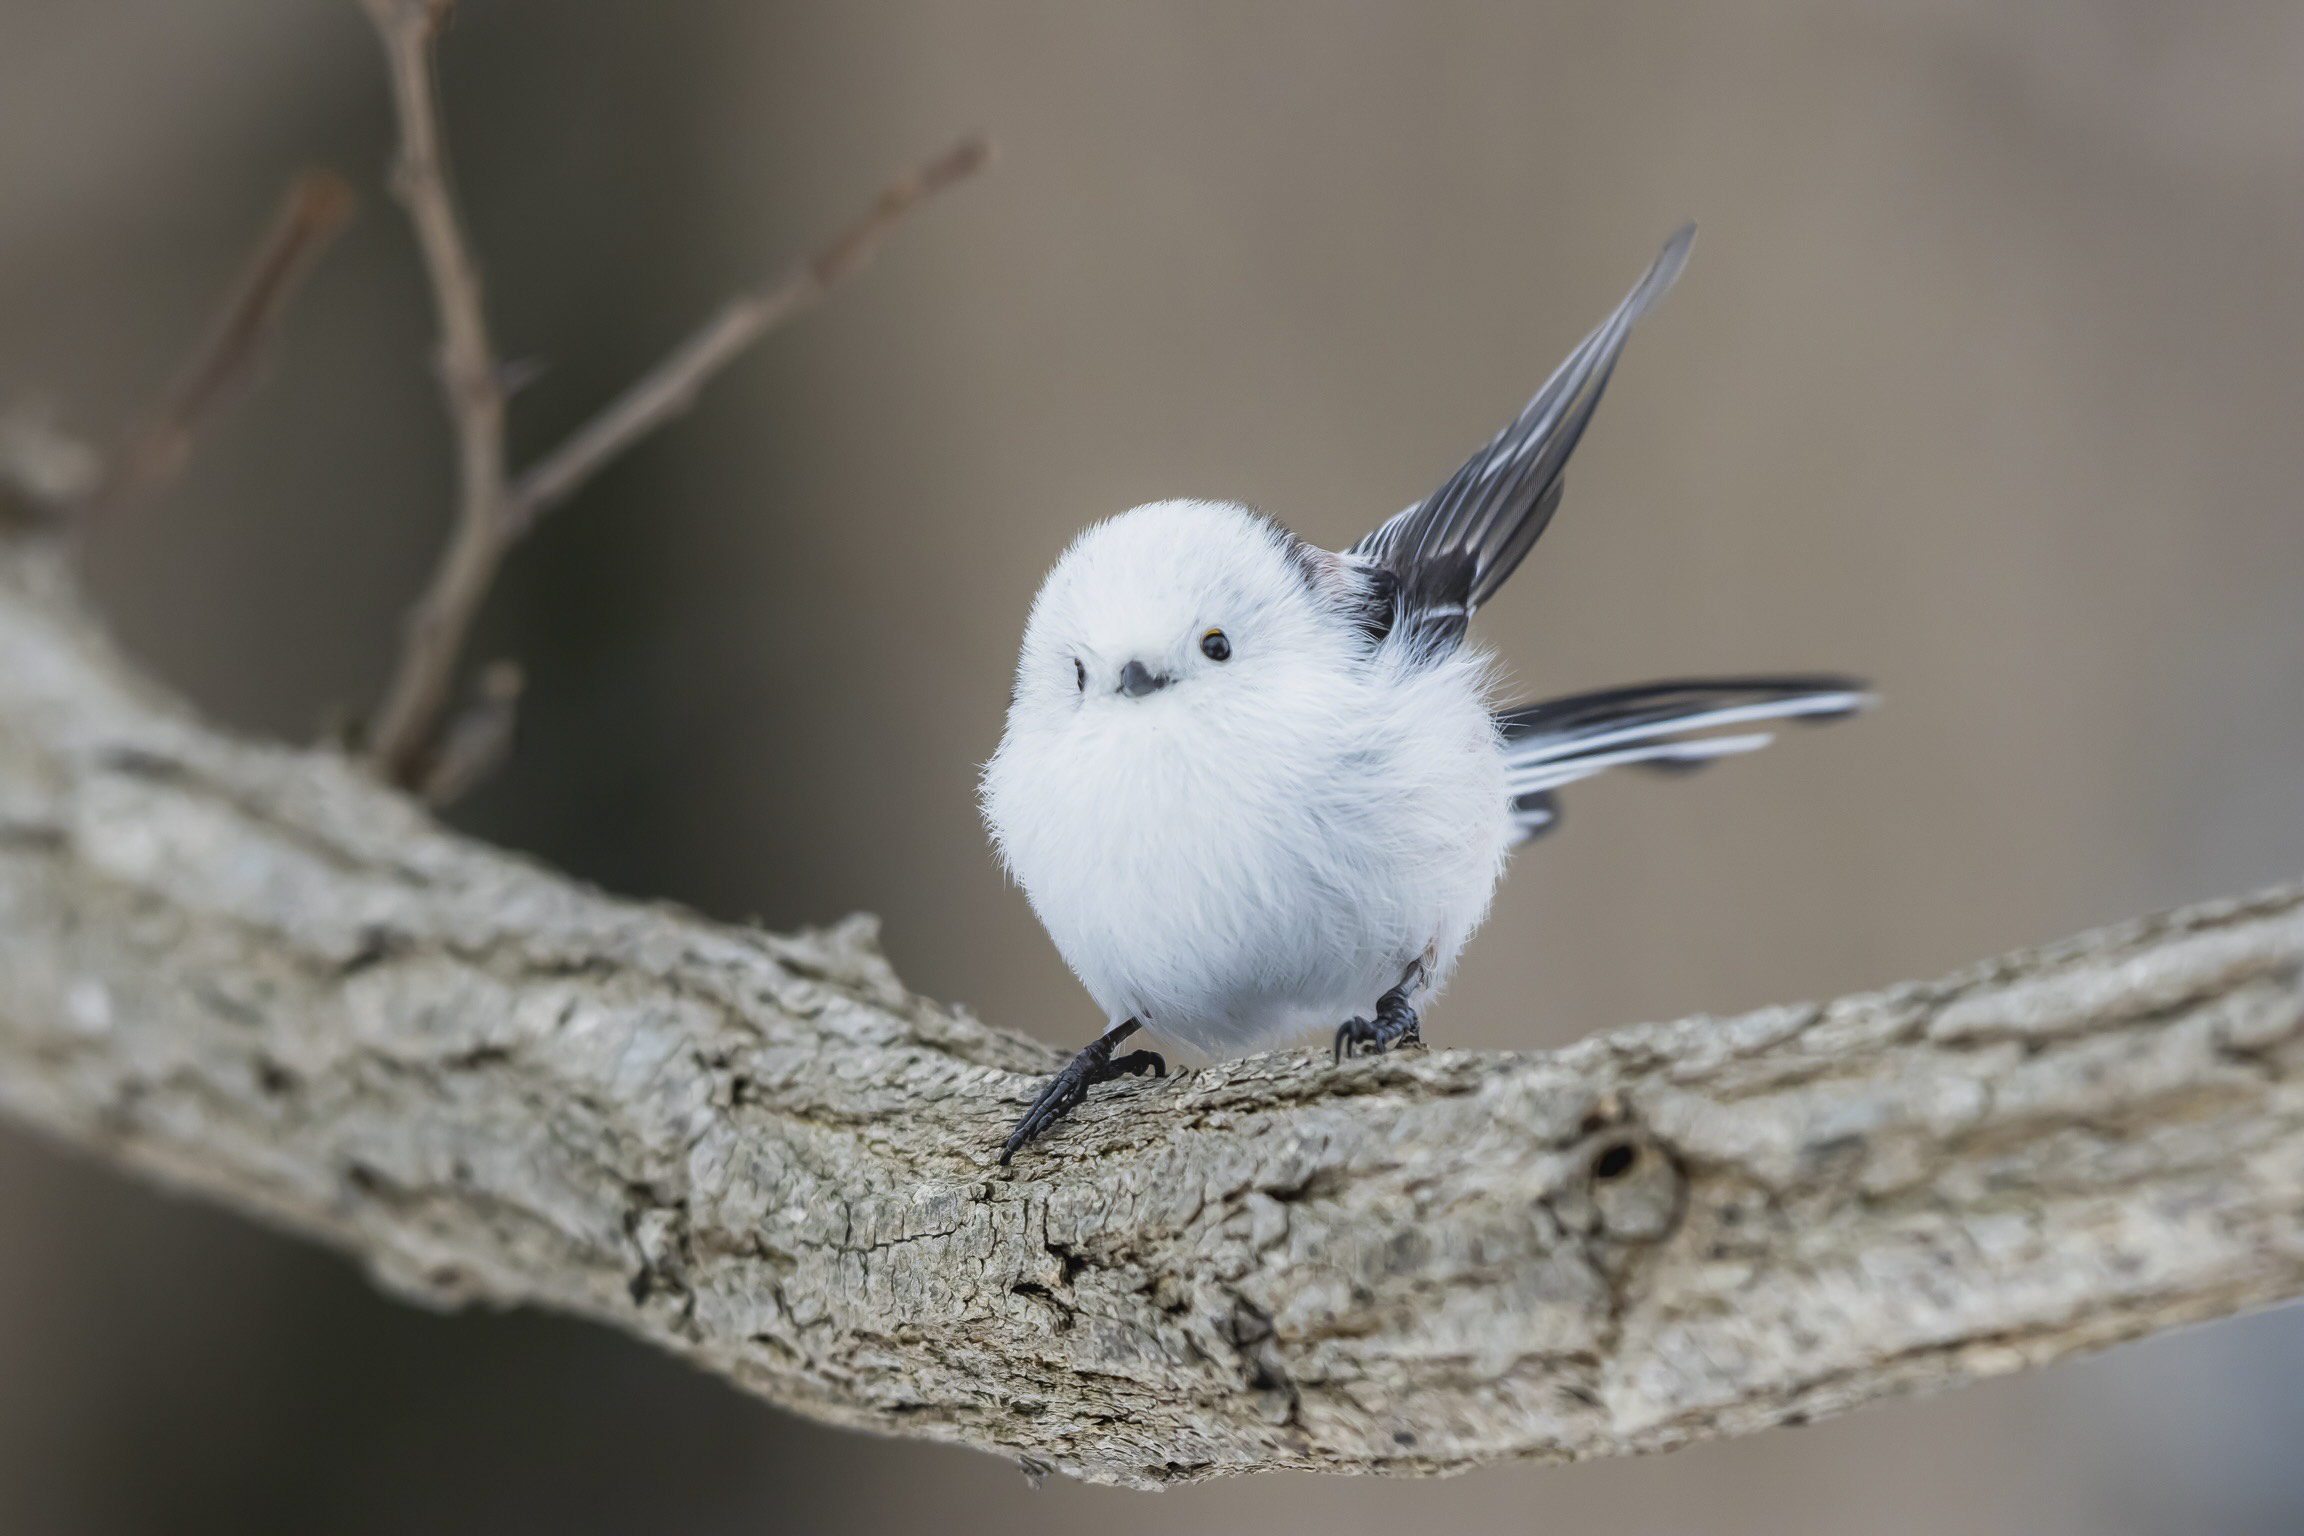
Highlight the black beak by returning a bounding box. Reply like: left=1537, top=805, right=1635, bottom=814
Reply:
left=1117, top=659, right=1168, bottom=698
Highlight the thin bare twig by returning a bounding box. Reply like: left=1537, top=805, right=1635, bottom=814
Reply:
left=76, top=171, right=355, bottom=526
left=359, top=0, right=987, bottom=788
left=503, top=134, right=992, bottom=536
left=361, top=0, right=512, bottom=785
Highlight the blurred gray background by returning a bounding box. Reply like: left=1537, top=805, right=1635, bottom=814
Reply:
left=3, top=1, right=2303, bottom=1531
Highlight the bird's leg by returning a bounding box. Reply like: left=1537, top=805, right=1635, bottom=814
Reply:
left=1000, top=1018, right=1166, bottom=1164
left=1335, top=957, right=1431, bottom=1062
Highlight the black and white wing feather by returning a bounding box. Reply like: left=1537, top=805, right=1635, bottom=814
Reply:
left=1349, top=224, right=1695, bottom=658
left=1500, top=676, right=1873, bottom=842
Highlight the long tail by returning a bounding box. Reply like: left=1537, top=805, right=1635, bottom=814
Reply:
left=1499, top=676, right=1872, bottom=841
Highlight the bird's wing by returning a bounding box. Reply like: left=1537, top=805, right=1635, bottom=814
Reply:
left=1348, top=225, right=1694, bottom=658
left=1498, top=675, right=1872, bottom=842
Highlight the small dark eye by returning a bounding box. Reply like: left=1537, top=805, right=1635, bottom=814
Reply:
left=1073, top=658, right=1086, bottom=692
left=1201, top=629, right=1231, bottom=662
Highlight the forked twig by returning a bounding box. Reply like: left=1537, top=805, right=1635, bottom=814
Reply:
left=359, top=0, right=512, bottom=783
left=359, top=0, right=987, bottom=790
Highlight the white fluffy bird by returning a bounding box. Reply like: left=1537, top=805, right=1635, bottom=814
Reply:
left=982, top=226, right=1869, bottom=1160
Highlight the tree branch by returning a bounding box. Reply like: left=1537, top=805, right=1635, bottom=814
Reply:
left=1, top=546, right=2299, bottom=1488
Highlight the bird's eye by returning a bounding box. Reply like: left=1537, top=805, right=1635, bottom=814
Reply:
left=1073, top=657, right=1086, bottom=692
left=1201, top=629, right=1231, bottom=662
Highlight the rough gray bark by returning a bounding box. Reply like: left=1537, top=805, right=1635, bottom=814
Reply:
left=0, top=542, right=2300, bottom=1489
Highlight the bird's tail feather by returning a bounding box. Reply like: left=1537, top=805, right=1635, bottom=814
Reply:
left=1498, top=676, right=1871, bottom=841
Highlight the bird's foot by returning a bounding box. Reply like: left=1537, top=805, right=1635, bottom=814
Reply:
left=1001, top=1022, right=1165, bottom=1164
left=1334, top=990, right=1422, bottom=1062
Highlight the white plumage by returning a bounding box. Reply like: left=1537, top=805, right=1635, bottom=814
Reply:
left=981, top=500, right=1511, bottom=1057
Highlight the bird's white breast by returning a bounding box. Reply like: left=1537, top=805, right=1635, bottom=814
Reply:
left=985, top=640, right=1512, bottom=1057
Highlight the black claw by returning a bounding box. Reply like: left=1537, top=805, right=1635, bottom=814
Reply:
left=1107, top=1049, right=1167, bottom=1081
left=1000, top=1023, right=1164, bottom=1164
left=1334, top=987, right=1422, bottom=1063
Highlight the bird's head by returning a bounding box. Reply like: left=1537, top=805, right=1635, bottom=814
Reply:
left=1004, top=500, right=1362, bottom=729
